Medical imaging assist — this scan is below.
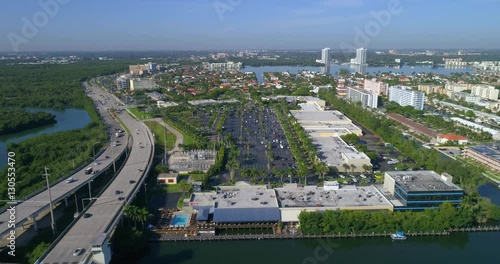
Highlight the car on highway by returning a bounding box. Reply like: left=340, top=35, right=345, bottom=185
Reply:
left=73, top=248, right=83, bottom=256
left=83, top=213, right=92, bottom=218
left=129, top=180, right=136, bottom=184
left=115, top=190, right=122, bottom=195
left=65, top=178, right=75, bottom=183
left=118, top=197, right=125, bottom=201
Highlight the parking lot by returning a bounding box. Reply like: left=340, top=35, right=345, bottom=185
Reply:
left=222, top=104, right=295, bottom=174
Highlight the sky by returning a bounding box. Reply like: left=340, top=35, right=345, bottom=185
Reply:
left=1, top=0, right=500, bottom=52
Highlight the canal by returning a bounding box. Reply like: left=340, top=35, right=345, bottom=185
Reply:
left=0, top=108, right=91, bottom=168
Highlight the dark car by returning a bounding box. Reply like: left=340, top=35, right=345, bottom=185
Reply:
left=118, top=197, right=125, bottom=201
left=129, top=180, right=136, bottom=184
left=115, top=190, right=122, bottom=195
left=83, top=213, right=92, bottom=218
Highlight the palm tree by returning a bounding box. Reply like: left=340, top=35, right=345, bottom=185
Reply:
left=342, top=163, right=350, bottom=174
left=362, top=164, right=372, bottom=174
left=178, top=180, right=191, bottom=196
left=350, top=164, right=356, bottom=173
left=124, top=205, right=139, bottom=228
left=123, top=205, right=134, bottom=227
left=316, top=162, right=328, bottom=180
left=137, top=207, right=151, bottom=229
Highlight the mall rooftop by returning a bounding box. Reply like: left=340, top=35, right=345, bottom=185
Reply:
left=275, top=185, right=392, bottom=208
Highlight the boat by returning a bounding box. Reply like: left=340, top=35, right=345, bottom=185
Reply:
left=391, top=231, right=407, bottom=240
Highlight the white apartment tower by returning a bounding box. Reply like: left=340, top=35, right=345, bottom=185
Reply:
left=347, top=87, right=378, bottom=108
left=321, top=48, right=331, bottom=64
left=389, top=86, right=425, bottom=110
left=354, top=48, right=367, bottom=65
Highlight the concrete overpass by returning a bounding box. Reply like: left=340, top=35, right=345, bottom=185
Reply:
left=0, top=83, right=129, bottom=241
left=38, top=82, right=155, bottom=263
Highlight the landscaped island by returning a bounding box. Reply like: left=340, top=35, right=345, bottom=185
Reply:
left=0, top=109, right=56, bottom=135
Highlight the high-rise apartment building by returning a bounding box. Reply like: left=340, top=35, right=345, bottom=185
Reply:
left=321, top=48, right=330, bottom=64
left=354, top=48, right=367, bottom=65
left=364, top=79, right=388, bottom=96
left=347, top=87, right=378, bottom=108
left=388, top=86, right=425, bottom=110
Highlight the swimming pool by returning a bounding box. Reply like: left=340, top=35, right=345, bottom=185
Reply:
left=170, top=213, right=191, bottom=227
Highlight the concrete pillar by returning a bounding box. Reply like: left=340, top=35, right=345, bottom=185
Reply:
left=65, top=197, right=69, bottom=207
left=33, top=216, right=38, bottom=231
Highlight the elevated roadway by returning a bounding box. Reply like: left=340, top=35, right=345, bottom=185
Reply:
left=39, top=81, right=154, bottom=264
left=0, top=82, right=129, bottom=241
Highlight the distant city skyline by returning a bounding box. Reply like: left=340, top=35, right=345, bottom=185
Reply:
left=1, top=0, right=500, bottom=52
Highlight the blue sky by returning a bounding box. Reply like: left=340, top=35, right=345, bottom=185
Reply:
left=1, top=0, right=500, bottom=51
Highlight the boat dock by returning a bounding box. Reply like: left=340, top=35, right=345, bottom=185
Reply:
left=150, top=226, right=500, bottom=242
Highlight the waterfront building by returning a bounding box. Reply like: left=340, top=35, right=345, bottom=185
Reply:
left=383, top=171, right=465, bottom=210
left=463, top=143, right=500, bottom=172
left=353, top=48, right=367, bottom=65
left=321, top=48, right=330, bottom=64
left=388, top=86, right=425, bottom=110
left=203, top=61, right=243, bottom=72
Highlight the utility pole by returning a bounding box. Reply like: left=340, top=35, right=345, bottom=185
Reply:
left=44, top=167, right=57, bottom=235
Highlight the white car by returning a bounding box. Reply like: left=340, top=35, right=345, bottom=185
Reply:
left=66, top=178, right=75, bottom=183
left=73, top=248, right=83, bottom=256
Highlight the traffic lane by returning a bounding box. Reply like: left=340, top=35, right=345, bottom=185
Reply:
left=43, top=114, right=152, bottom=262
left=0, top=102, right=127, bottom=237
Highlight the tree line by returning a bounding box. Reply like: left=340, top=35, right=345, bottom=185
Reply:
left=0, top=109, right=56, bottom=134
left=298, top=200, right=500, bottom=235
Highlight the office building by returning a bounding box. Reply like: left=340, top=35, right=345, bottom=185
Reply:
left=347, top=87, right=378, bottom=108
left=115, top=76, right=130, bottom=90
left=364, top=79, right=388, bottom=95
left=383, top=171, right=464, bottom=210
left=129, top=64, right=149, bottom=75
left=388, top=86, right=425, bottom=110
left=463, top=143, right=500, bottom=172
left=130, top=78, right=156, bottom=90
left=148, top=62, right=158, bottom=73
left=321, top=48, right=330, bottom=64
left=353, top=48, right=367, bottom=65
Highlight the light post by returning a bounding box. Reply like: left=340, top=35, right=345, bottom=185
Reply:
left=43, top=167, right=57, bottom=235
left=88, top=180, right=93, bottom=200
left=92, top=142, right=100, bottom=162
left=112, top=143, right=116, bottom=172
left=144, top=183, right=148, bottom=205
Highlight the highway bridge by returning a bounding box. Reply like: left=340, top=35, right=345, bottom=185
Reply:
left=38, top=81, right=154, bottom=263
left=0, top=83, right=129, bottom=242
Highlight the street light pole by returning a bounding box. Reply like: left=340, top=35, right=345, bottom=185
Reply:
left=92, top=142, right=100, bottom=162
left=144, top=183, right=148, bottom=205
left=43, top=167, right=57, bottom=235
left=112, top=143, right=116, bottom=172
left=88, top=180, right=93, bottom=200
